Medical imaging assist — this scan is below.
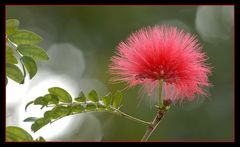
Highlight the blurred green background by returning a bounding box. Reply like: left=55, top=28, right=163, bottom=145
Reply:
left=6, top=6, right=234, bottom=141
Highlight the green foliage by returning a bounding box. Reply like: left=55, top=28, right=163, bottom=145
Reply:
left=6, top=126, right=46, bottom=142
left=23, top=117, right=39, bottom=122
left=113, top=90, right=123, bottom=109
left=88, top=89, right=99, bottom=102
left=97, top=103, right=106, bottom=110
left=34, top=96, right=48, bottom=108
left=21, top=56, right=37, bottom=79
left=6, top=63, right=24, bottom=84
left=75, top=91, right=86, bottom=102
left=6, top=45, right=18, bottom=64
left=71, top=103, right=84, bottom=113
left=44, top=94, right=59, bottom=104
left=102, top=92, right=112, bottom=107
left=31, top=118, right=51, bottom=133
left=51, top=105, right=71, bottom=118
left=35, top=137, right=46, bottom=142
left=17, top=44, right=49, bottom=61
left=6, top=19, right=49, bottom=84
left=43, top=111, right=53, bottom=119
left=25, top=87, right=124, bottom=132
left=85, top=103, right=97, bottom=111
left=6, top=19, right=19, bottom=35
left=25, top=101, right=34, bottom=111
left=48, top=87, right=72, bottom=103
left=9, top=30, right=42, bottom=45
left=6, top=126, right=33, bottom=142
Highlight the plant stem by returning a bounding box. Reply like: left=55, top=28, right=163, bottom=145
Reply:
left=48, top=109, right=151, bottom=126
left=141, top=79, right=171, bottom=142
left=158, top=79, right=164, bottom=107
left=115, top=109, right=151, bottom=126
left=141, top=104, right=170, bottom=142
left=7, top=38, right=21, bottom=57
left=45, top=103, right=151, bottom=126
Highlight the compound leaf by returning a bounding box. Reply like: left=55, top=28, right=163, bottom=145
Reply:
left=6, top=19, right=20, bottom=35
left=31, top=118, right=50, bottom=132
left=23, top=117, right=39, bottom=122
left=112, top=90, right=123, bottom=109
left=88, top=89, right=99, bottom=102
left=6, top=63, right=24, bottom=84
left=21, top=56, right=37, bottom=79
left=9, top=30, right=42, bottom=45
left=6, top=45, right=18, bottom=64
left=17, top=44, right=49, bottom=61
left=75, top=91, right=86, bottom=103
left=48, top=87, right=72, bottom=103
left=102, top=92, right=112, bottom=107
left=6, top=126, right=33, bottom=142
left=85, top=103, right=97, bottom=111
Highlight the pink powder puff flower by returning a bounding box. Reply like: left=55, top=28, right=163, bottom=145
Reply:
left=110, top=25, right=212, bottom=101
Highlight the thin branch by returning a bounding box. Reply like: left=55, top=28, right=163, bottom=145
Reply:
left=158, top=79, right=164, bottom=107
left=141, top=79, right=171, bottom=142
left=48, top=107, right=150, bottom=126
left=7, top=38, right=22, bottom=58
left=114, top=109, right=151, bottom=125
left=141, top=104, right=170, bottom=142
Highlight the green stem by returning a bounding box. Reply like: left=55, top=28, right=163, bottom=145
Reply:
left=141, top=79, right=171, bottom=142
left=115, top=109, right=151, bottom=126
left=49, top=103, right=151, bottom=125
left=158, top=79, right=164, bottom=107
left=48, top=107, right=151, bottom=126
left=7, top=37, right=22, bottom=58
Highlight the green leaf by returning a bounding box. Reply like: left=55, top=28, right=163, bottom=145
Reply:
left=6, top=63, right=24, bottom=84
left=34, top=96, right=48, bottom=108
left=44, top=94, right=59, bottom=105
left=6, top=19, right=20, bottom=35
left=97, top=103, right=106, bottom=110
left=71, top=103, right=84, bottom=113
left=44, top=110, right=53, bottom=120
left=31, top=118, right=50, bottom=132
left=102, top=92, right=112, bottom=107
left=9, top=30, right=42, bottom=45
left=112, top=90, right=123, bottom=109
left=17, top=44, right=49, bottom=61
left=85, top=103, right=97, bottom=111
left=74, top=91, right=86, bottom=102
left=6, top=78, right=8, bottom=85
left=21, top=56, right=37, bottom=79
left=51, top=105, right=71, bottom=118
left=23, top=117, right=39, bottom=122
left=48, top=87, right=72, bottom=103
left=30, top=94, right=59, bottom=110
left=25, top=101, right=34, bottom=111
left=6, top=126, right=33, bottom=142
left=35, top=136, right=45, bottom=142
left=52, top=105, right=71, bottom=115
left=6, top=45, right=18, bottom=64
left=88, top=89, right=99, bottom=102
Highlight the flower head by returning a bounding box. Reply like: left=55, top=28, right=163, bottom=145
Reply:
left=110, top=25, right=212, bottom=101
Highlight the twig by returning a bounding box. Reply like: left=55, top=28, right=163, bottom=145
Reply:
left=141, top=104, right=170, bottom=142
left=115, top=109, right=151, bottom=125
left=141, top=79, right=171, bottom=142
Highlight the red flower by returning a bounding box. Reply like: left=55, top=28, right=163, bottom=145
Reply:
left=110, top=25, right=212, bottom=101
